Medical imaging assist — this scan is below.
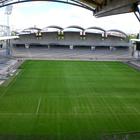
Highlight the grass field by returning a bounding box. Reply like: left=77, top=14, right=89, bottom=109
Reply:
left=0, top=60, right=140, bottom=139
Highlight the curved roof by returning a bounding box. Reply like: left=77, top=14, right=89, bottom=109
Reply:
left=106, top=29, right=128, bottom=37
left=64, top=25, right=85, bottom=31
left=85, top=26, right=106, bottom=33
left=0, top=0, right=139, bottom=18
left=11, top=31, right=20, bottom=35
left=22, top=27, right=42, bottom=31
left=43, top=26, right=64, bottom=31
left=13, top=26, right=129, bottom=38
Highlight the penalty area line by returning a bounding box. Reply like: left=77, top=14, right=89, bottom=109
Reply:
left=103, top=63, right=108, bottom=67
left=133, top=107, right=140, bottom=114
left=36, top=96, right=42, bottom=114
left=75, top=107, right=77, bottom=115
left=0, top=113, right=139, bottom=116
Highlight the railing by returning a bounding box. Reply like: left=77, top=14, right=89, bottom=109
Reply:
left=0, top=133, right=99, bottom=140
left=0, top=131, right=140, bottom=140
left=101, top=131, right=140, bottom=140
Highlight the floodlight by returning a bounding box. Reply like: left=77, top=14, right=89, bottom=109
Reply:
left=5, top=6, right=13, bottom=15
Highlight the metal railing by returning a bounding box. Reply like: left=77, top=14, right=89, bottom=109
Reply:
left=101, top=131, right=140, bottom=140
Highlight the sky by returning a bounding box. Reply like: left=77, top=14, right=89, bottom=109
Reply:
left=0, top=2, right=140, bottom=33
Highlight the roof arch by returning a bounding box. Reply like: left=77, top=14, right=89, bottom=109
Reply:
left=22, top=27, right=42, bottom=31
left=11, top=31, right=20, bottom=35
left=0, top=0, right=139, bottom=19
left=64, top=25, right=85, bottom=31
left=85, top=26, right=106, bottom=33
left=43, top=25, right=64, bottom=31
left=0, top=0, right=94, bottom=11
left=106, top=29, right=128, bottom=37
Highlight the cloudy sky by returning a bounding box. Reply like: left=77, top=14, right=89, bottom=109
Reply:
left=0, top=2, right=139, bottom=33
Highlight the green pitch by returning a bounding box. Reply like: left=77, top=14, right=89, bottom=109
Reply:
left=0, top=60, right=140, bottom=137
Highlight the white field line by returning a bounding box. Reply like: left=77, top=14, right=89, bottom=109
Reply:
left=133, top=107, right=140, bottom=114
left=42, top=96, right=76, bottom=98
left=77, top=94, right=86, bottom=97
left=42, top=95, right=116, bottom=98
left=77, top=94, right=95, bottom=97
left=40, top=95, right=140, bottom=98
left=0, top=62, right=31, bottom=99
left=76, top=107, right=134, bottom=108
left=75, top=107, right=77, bottom=115
left=0, top=113, right=35, bottom=115
left=121, top=64, right=140, bottom=75
left=0, top=113, right=138, bottom=116
left=103, top=63, right=108, bottom=67
left=36, top=96, right=42, bottom=114
left=21, top=75, right=66, bottom=78
left=42, top=94, right=114, bottom=98
left=77, top=95, right=140, bottom=98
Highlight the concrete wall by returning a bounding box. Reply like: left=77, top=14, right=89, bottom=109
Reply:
left=41, top=32, right=59, bottom=45
left=83, top=33, right=102, bottom=46
left=62, top=32, right=81, bottom=45
left=11, top=31, right=132, bottom=47
left=13, top=33, right=37, bottom=44
left=105, top=35, right=129, bottom=46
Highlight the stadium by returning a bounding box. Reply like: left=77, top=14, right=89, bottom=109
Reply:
left=0, top=0, right=140, bottom=140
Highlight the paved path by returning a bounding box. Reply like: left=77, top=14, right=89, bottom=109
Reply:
left=123, top=61, right=140, bottom=71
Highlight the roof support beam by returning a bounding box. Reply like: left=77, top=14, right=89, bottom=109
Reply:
left=0, top=0, right=95, bottom=11
left=94, top=0, right=140, bottom=17
left=131, top=4, right=140, bottom=22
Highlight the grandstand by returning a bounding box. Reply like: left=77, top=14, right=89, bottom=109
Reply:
left=11, top=45, right=133, bottom=60
left=9, top=26, right=133, bottom=61
left=0, top=57, right=17, bottom=75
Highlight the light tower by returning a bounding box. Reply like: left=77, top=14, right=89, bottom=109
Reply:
left=5, top=5, right=13, bottom=36
left=5, top=5, right=13, bottom=57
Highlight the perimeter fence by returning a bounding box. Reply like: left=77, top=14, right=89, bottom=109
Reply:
left=0, top=131, right=140, bottom=140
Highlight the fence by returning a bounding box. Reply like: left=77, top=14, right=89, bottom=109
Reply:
left=101, top=131, right=140, bottom=140
left=0, top=131, right=140, bottom=140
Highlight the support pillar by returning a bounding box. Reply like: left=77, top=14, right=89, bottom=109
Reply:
left=125, top=134, right=129, bottom=140
left=3, top=42, right=6, bottom=49
left=25, top=44, right=30, bottom=49
left=105, top=135, right=109, bottom=140
left=110, top=46, right=113, bottom=50
left=133, top=45, right=137, bottom=51
left=6, top=39, right=10, bottom=58
left=69, top=45, right=73, bottom=50
left=91, top=46, right=96, bottom=50
left=110, top=46, right=117, bottom=51
left=48, top=45, right=50, bottom=49
left=134, top=51, right=139, bottom=59
left=113, top=135, right=116, bottom=140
